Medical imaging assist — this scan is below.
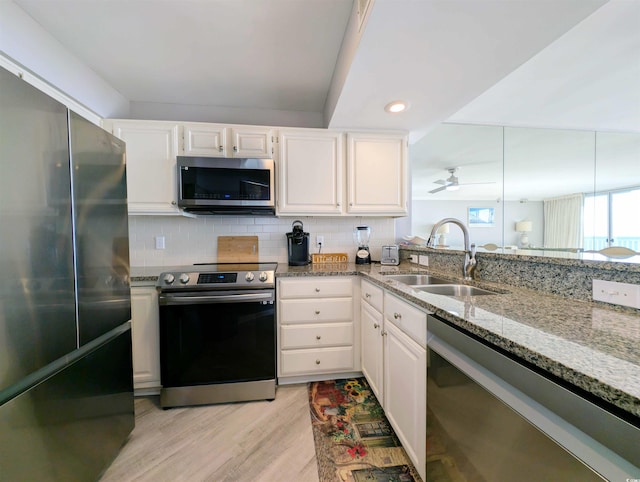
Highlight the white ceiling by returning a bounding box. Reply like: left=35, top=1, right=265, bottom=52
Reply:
left=13, top=0, right=353, bottom=116
left=13, top=0, right=637, bottom=136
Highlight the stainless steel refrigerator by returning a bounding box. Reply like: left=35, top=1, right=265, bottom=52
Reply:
left=0, top=66, right=134, bottom=480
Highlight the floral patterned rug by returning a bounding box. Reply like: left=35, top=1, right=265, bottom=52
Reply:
left=308, top=378, right=422, bottom=482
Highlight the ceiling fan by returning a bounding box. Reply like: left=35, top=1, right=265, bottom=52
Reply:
left=428, top=167, right=496, bottom=194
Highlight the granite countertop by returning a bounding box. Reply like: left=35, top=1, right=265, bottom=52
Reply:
left=279, top=262, right=640, bottom=420
left=131, top=262, right=640, bottom=419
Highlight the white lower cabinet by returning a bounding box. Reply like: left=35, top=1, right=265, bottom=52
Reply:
left=360, top=279, right=385, bottom=403
left=130, top=284, right=161, bottom=391
left=384, top=319, right=426, bottom=481
left=359, top=280, right=427, bottom=481
left=277, top=276, right=358, bottom=379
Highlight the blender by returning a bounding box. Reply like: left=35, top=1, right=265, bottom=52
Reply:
left=354, top=226, right=371, bottom=264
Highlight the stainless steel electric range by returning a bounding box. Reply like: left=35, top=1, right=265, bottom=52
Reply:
left=156, top=262, right=277, bottom=408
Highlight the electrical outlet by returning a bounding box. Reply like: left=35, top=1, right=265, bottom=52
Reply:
left=592, top=279, right=640, bottom=309
left=419, top=255, right=429, bottom=267
left=316, top=235, right=324, bottom=247
left=408, top=254, right=419, bottom=263
left=155, top=236, right=165, bottom=250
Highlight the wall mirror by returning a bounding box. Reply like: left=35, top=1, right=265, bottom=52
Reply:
left=410, top=123, right=640, bottom=262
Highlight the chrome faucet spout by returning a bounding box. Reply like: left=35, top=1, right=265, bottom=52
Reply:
left=428, top=218, right=477, bottom=280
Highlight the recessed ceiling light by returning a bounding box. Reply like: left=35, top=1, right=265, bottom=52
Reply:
left=384, top=101, right=408, bottom=113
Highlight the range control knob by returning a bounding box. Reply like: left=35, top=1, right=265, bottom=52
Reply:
left=179, top=273, right=190, bottom=284
left=163, top=273, right=175, bottom=285
left=245, top=272, right=255, bottom=282
left=259, top=271, right=269, bottom=282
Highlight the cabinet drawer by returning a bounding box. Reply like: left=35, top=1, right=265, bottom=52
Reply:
left=384, top=292, right=427, bottom=347
left=279, top=298, right=353, bottom=324
left=361, top=279, right=383, bottom=312
left=278, top=277, right=353, bottom=298
left=281, top=323, right=353, bottom=349
left=280, top=346, right=354, bottom=375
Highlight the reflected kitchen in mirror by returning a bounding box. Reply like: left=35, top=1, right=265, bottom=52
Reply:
left=410, top=124, right=640, bottom=263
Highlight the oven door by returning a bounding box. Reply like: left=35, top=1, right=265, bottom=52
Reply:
left=158, top=290, right=276, bottom=390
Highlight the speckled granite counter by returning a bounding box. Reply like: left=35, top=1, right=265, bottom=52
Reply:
left=278, top=262, right=640, bottom=420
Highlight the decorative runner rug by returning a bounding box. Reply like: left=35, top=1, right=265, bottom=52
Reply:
left=308, top=378, right=422, bottom=482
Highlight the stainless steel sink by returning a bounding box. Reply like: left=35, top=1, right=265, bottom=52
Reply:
left=415, top=284, right=500, bottom=296
left=384, top=274, right=451, bottom=286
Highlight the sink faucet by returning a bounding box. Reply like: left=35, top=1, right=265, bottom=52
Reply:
left=427, top=218, right=477, bottom=280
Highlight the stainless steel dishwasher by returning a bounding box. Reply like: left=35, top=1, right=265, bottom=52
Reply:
left=426, top=314, right=640, bottom=481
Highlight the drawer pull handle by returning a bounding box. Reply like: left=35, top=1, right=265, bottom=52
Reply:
left=315, top=310, right=320, bottom=315
left=394, top=312, right=401, bottom=320
left=316, top=359, right=321, bottom=364
left=373, top=323, right=379, bottom=329
left=316, top=335, right=321, bottom=340
left=365, top=293, right=371, bottom=298
left=315, top=288, right=320, bottom=292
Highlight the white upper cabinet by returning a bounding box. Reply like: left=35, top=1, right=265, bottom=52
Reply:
left=182, top=123, right=272, bottom=158
left=347, top=133, right=407, bottom=215
left=277, top=129, right=343, bottom=215
left=231, top=127, right=273, bottom=158
left=105, top=119, right=180, bottom=215
left=183, top=124, right=227, bottom=156
left=278, top=130, right=407, bottom=216
left=104, top=117, right=406, bottom=217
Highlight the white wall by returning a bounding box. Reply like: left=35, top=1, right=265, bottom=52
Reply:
left=411, top=199, right=543, bottom=248
left=130, top=102, right=325, bottom=129
left=0, top=1, right=129, bottom=119
left=128, top=215, right=396, bottom=267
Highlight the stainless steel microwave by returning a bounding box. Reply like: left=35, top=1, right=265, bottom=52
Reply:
left=177, top=156, right=275, bottom=215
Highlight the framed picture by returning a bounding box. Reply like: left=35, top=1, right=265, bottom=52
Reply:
left=468, top=207, right=495, bottom=227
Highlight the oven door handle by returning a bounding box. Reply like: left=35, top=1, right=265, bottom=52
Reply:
left=159, top=292, right=274, bottom=305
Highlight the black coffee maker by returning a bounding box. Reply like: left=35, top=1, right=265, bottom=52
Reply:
left=286, top=220, right=310, bottom=266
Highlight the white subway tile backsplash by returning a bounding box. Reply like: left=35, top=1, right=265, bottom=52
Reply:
left=129, top=215, right=397, bottom=267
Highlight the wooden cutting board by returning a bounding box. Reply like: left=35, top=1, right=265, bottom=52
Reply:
left=217, top=236, right=259, bottom=262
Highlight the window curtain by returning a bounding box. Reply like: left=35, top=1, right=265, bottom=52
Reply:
left=543, top=193, right=584, bottom=249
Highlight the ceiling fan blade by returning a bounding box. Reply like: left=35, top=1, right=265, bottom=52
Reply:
left=458, top=181, right=497, bottom=186
left=434, top=179, right=447, bottom=185
left=429, top=185, right=448, bottom=194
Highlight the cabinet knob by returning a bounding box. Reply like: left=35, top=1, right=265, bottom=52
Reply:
left=233, top=145, right=238, bottom=152
left=365, top=293, right=371, bottom=298
left=373, top=323, right=379, bottom=329
left=315, top=359, right=321, bottom=365
left=171, top=201, right=177, bottom=205
left=316, top=335, right=321, bottom=340
left=394, top=312, right=401, bottom=320
left=337, top=202, right=341, bottom=207
left=381, top=331, right=388, bottom=337
left=315, top=288, right=320, bottom=292
left=315, top=310, right=320, bottom=315
left=218, top=145, right=223, bottom=152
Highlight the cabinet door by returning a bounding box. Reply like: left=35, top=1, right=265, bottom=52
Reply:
left=347, top=133, right=407, bottom=215
left=130, top=286, right=160, bottom=389
left=183, top=123, right=227, bottom=156
left=361, top=301, right=384, bottom=404
left=231, top=127, right=273, bottom=158
left=278, top=130, right=343, bottom=215
left=108, top=120, right=180, bottom=214
left=383, top=320, right=426, bottom=480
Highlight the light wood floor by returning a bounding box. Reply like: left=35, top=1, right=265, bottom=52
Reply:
left=99, top=384, right=319, bottom=482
